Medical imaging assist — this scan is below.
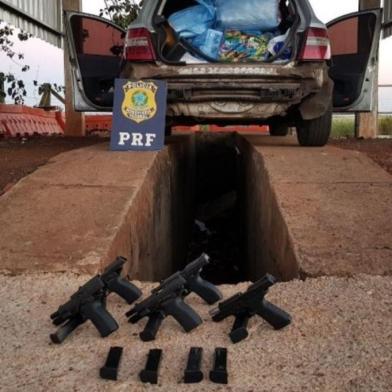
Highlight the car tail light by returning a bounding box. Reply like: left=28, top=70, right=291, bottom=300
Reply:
left=124, top=28, right=156, bottom=61
left=298, top=27, right=331, bottom=61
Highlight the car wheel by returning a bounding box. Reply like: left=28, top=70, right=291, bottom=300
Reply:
left=269, top=122, right=289, bottom=136
left=296, top=107, right=332, bottom=147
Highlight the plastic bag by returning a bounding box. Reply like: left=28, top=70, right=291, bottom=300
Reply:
left=168, top=0, right=216, bottom=39
left=180, top=52, right=208, bottom=64
left=268, top=31, right=292, bottom=61
left=192, top=28, right=224, bottom=59
left=216, top=0, right=281, bottom=31
left=220, top=30, right=275, bottom=62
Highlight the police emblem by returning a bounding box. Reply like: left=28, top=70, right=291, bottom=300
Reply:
left=121, top=81, right=158, bottom=123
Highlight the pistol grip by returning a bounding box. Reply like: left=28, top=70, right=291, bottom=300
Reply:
left=163, top=297, right=202, bottom=332
left=230, top=313, right=250, bottom=344
left=82, top=301, right=119, bottom=337
left=140, top=312, right=165, bottom=342
left=106, top=277, right=142, bottom=304
left=50, top=315, right=85, bottom=344
left=188, top=276, right=222, bottom=305
left=258, top=300, right=291, bottom=330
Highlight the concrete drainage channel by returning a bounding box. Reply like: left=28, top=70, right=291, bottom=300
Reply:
left=123, top=131, right=392, bottom=283
left=0, top=132, right=296, bottom=280
left=1, top=132, right=390, bottom=279
left=125, top=132, right=298, bottom=284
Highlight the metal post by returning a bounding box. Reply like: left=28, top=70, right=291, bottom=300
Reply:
left=355, top=0, right=381, bottom=138
left=37, top=83, right=53, bottom=108
left=0, top=73, right=5, bottom=104
left=62, top=0, right=85, bottom=136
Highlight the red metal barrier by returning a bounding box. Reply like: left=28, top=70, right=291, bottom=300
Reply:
left=209, top=125, right=269, bottom=133
left=85, top=119, right=269, bottom=135
left=173, top=124, right=269, bottom=133
left=85, top=115, right=112, bottom=134
left=0, top=104, right=63, bottom=137
left=55, top=111, right=66, bottom=131
left=0, top=104, right=269, bottom=137
left=0, top=107, right=115, bottom=137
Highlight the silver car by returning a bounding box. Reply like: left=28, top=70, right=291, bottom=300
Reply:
left=65, top=0, right=382, bottom=146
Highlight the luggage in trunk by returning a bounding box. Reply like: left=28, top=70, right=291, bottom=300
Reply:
left=158, top=0, right=296, bottom=64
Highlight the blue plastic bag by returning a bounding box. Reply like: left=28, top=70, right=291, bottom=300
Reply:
left=168, top=0, right=216, bottom=39
left=268, top=31, right=292, bottom=61
left=194, top=29, right=224, bottom=59
left=216, top=0, right=281, bottom=31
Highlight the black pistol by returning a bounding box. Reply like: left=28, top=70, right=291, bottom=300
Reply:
left=210, top=274, right=291, bottom=343
left=50, top=257, right=141, bottom=344
left=153, top=253, right=222, bottom=305
left=179, top=253, right=222, bottom=304
left=100, top=256, right=142, bottom=304
left=126, top=275, right=203, bottom=341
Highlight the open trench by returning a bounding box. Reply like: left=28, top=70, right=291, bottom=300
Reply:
left=1, top=131, right=390, bottom=280
left=186, top=133, right=246, bottom=284
left=124, top=132, right=298, bottom=283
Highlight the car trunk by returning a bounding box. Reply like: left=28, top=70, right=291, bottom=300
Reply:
left=154, top=0, right=299, bottom=65
left=121, top=0, right=324, bottom=124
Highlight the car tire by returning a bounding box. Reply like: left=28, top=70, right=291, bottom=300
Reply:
left=296, top=107, right=332, bottom=147
left=269, top=122, right=289, bottom=136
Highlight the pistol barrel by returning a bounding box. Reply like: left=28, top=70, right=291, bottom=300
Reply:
left=102, top=256, right=126, bottom=277
left=182, top=254, right=209, bottom=276
left=247, top=274, right=276, bottom=293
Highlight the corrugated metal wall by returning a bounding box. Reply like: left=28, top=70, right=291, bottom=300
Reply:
left=384, top=0, right=392, bottom=38
left=0, top=0, right=62, bottom=47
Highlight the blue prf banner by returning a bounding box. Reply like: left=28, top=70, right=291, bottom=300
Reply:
left=110, top=79, right=167, bottom=151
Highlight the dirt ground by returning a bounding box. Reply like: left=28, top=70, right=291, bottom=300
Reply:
left=0, top=137, right=104, bottom=194
left=331, top=138, right=392, bottom=175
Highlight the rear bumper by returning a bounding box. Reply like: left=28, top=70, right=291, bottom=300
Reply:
left=121, top=61, right=331, bottom=123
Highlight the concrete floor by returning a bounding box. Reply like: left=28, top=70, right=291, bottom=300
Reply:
left=0, top=135, right=194, bottom=279
left=0, top=273, right=391, bottom=391
left=243, top=135, right=392, bottom=279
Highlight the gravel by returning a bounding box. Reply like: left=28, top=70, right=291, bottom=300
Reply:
left=0, top=273, right=391, bottom=391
